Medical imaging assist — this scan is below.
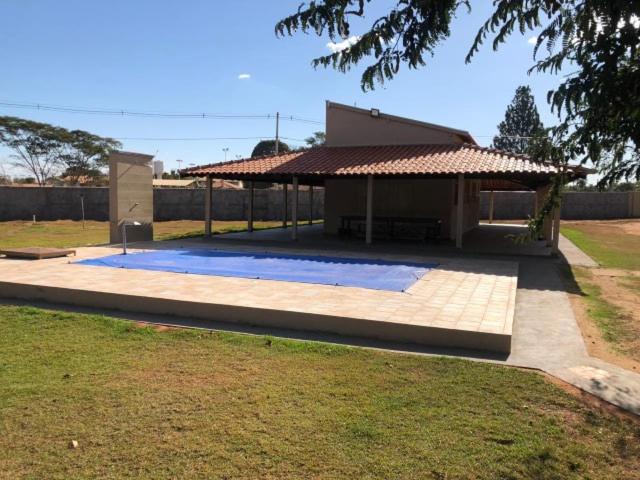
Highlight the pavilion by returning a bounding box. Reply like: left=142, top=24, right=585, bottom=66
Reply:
left=182, top=101, right=589, bottom=253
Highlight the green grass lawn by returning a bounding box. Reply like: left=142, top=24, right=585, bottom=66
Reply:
left=0, top=219, right=289, bottom=249
left=1, top=305, right=638, bottom=479
left=561, top=221, right=640, bottom=270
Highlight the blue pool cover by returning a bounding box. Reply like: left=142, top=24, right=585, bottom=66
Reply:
left=77, top=249, right=437, bottom=292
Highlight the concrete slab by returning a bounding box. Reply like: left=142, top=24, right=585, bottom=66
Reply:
left=0, top=242, right=518, bottom=353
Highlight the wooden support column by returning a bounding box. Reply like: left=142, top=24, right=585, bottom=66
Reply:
left=308, top=186, right=313, bottom=225
left=551, top=196, right=562, bottom=255
left=456, top=173, right=464, bottom=248
left=247, top=180, right=254, bottom=232
left=204, top=174, right=212, bottom=237
left=488, top=190, right=494, bottom=224
left=365, top=175, right=373, bottom=245
left=292, top=176, right=299, bottom=240
left=282, top=182, right=288, bottom=228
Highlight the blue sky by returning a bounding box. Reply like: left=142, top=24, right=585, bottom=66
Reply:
left=0, top=1, right=562, bottom=175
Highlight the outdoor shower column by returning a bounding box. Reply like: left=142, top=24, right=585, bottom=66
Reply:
left=247, top=180, right=254, bottom=233
left=365, top=175, right=374, bottom=244
left=282, top=182, right=288, bottom=227
left=292, top=176, right=299, bottom=240
left=456, top=173, right=464, bottom=248
left=204, top=174, right=212, bottom=237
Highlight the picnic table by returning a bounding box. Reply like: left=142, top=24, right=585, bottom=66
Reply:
left=339, top=215, right=442, bottom=242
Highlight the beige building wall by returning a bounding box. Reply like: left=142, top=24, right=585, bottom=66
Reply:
left=325, top=101, right=474, bottom=147
left=109, top=151, right=154, bottom=244
left=324, top=177, right=481, bottom=241
left=324, top=178, right=482, bottom=240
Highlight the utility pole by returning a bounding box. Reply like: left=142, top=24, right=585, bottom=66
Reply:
left=275, top=112, right=280, bottom=155
left=176, top=159, right=183, bottom=179
left=222, top=147, right=229, bottom=161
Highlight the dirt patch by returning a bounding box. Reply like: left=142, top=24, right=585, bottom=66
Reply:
left=564, top=219, right=640, bottom=236
left=569, top=292, right=640, bottom=373
left=568, top=269, right=640, bottom=372
left=134, top=321, right=177, bottom=332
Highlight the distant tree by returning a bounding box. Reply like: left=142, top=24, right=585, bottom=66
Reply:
left=0, top=116, right=121, bottom=186
left=251, top=140, right=290, bottom=157
left=14, top=176, right=36, bottom=184
left=162, top=170, right=180, bottom=180
left=305, top=131, right=326, bottom=147
left=60, top=130, right=121, bottom=184
left=492, top=86, right=544, bottom=155
left=612, top=182, right=640, bottom=192
left=0, top=116, right=67, bottom=185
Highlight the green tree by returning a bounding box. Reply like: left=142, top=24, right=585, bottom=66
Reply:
left=0, top=116, right=68, bottom=185
left=60, top=130, right=121, bottom=184
left=492, top=86, right=544, bottom=154
left=276, top=1, right=640, bottom=186
left=305, top=131, right=326, bottom=147
left=251, top=140, right=290, bottom=157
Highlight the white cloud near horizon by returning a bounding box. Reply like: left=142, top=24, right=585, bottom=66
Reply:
left=237, top=73, right=251, bottom=80
left=326, top=36, right=360, bottom=53
left=527, top=36, right=538, bottom=45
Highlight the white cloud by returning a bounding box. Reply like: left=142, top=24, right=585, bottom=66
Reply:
left=527, top=36, right=538, bottom=45
left=237, top=73, right=251, bottom=80
left=326, top=35, right=360, bottom=54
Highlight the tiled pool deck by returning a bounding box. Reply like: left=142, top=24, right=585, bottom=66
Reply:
left=0, top=241, right=518, bottom=353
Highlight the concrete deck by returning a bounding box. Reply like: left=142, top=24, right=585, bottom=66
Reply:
left=217, top=223, right=554, bottom=257
left=0, top=240, right=518, bottom=353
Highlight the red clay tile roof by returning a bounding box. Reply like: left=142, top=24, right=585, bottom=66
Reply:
left=183, top=144, right=587, bottom=178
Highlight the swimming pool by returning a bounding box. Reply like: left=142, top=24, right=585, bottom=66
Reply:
left=77, top=249, right=437, bottom=292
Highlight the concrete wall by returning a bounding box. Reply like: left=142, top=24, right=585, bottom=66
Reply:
left=325, top=101, right=469, bottom=147
left=479, top=191, right=639, bottom=220
left=155, top=187, right=324, bottom=222
left=323, top=178, right=475, bottom=240
left=0, top=186, right=109, bottom=221
left=2, top=187, right=638, bottom=223
left=0, top=186, right=324, bottom=222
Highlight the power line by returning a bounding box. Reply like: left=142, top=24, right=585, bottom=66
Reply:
left=0, top=100, right=324, bottom=124
left=113, top=135, right=308, bottom=142
left=116, top=136, right=273, bottom=141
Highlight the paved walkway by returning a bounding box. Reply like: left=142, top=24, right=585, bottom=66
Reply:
left=507, top=236, right=640, bottom=415
left=558, top=234, right=599, bottom=267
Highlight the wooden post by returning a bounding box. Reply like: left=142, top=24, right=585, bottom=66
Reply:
left=308, top=185, right=313, bottom=226
left=292, top=176, right=298, bottom=240
left=248, top=180, right=254, bottom=232
left=282, top=182, right=288, bottom=228
left=365, top=175, right=373, bottom=244
left=456, top=174, right=464, bottom=248
left=488, top=190, right=494, bottom=224
left=552, top=196, right=562, bottom=255
left=204, top=175, right=212, bottom=237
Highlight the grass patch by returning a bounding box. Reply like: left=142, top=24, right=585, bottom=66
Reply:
left=0, top=220, right=293, bottom=249
left=1, top=305, right=639, bottom=479
left=561, top=222, right=640, bottom=270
